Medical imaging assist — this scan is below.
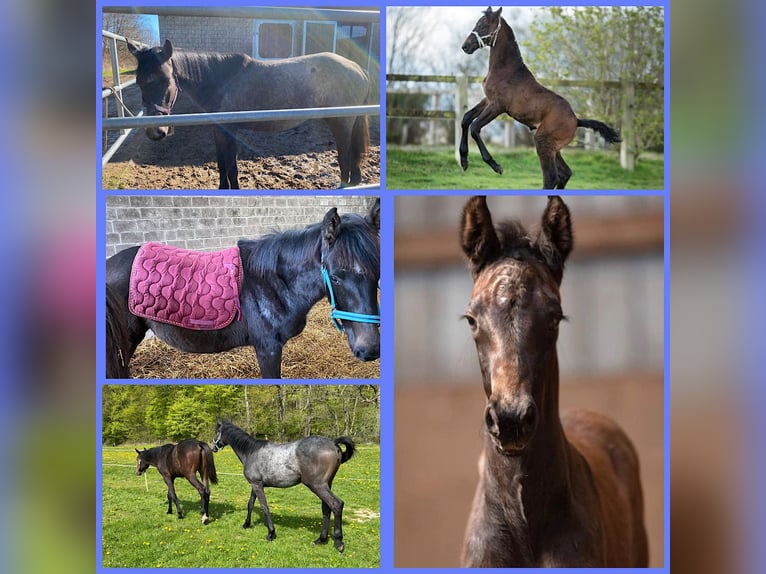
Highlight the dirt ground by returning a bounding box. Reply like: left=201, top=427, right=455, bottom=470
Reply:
left=102, top=82, right=380, bottom=190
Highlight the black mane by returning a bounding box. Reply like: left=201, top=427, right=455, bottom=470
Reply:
left=238, top=213, right=379, bottom=278
left=221, top=421, right=266, bottom=454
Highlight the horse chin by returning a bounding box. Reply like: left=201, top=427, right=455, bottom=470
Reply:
left=145, top=127, right=171, bottom=140
left=493, top=439, right=528, bottom=457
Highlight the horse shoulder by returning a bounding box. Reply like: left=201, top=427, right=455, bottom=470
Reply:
left=562, top=409, right=644, bottom=566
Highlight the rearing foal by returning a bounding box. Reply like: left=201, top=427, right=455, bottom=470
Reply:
left=460, top=7, right=621, bottom=189
left=459, top=196, right=647, bottom=567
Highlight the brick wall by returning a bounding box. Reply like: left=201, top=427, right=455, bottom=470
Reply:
left=105, top=195, right=376, bottom=258
left=159, top=16, right=253, bottom=54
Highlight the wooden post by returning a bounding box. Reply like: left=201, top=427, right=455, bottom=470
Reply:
left=504, top=119, right=516, bottom=148
left=454, top=75, right=468, bottom=167
left=429, top=93, right=439, bottom=145
left=620, top=80, right=636, bottom=171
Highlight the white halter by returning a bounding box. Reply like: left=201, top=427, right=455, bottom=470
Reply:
left=471, top=19, right=502, bottom=49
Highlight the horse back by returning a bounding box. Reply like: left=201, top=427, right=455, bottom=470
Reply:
left=562, top=409, right=649, bottom=567
left=220, top=52, right=369, bottom=126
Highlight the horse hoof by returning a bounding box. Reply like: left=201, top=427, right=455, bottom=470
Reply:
left=266, top=532, right=276, bottom=542
left=334, top=540, right=345, bottom=553
left=314, top=537, right=329, bottom=546
left=492, top=164, right=503, bottom=175
left=202, top=515, right=209, bottom=525
left=242, top=523, right=250, bottom=529
left=460, top=160, right=469, bottom=171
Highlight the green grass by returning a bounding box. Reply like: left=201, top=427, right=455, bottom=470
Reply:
left=102, top=445, right=380, bottom=568
left=386, top=146, right=664, bottom=190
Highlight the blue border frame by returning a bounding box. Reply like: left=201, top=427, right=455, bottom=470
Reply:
left=97, top=2, right=669, bottom=572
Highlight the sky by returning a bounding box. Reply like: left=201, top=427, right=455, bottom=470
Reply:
left=386, top=6, right=536, bottom=75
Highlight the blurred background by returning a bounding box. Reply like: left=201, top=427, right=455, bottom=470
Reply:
left=393, top=195, right=664, bottom=567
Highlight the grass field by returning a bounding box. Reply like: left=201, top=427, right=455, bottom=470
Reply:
left=386, top=146, right=664, bottom=190
left=101, top=444, right=380, bottom=568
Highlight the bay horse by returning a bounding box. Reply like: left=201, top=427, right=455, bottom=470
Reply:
left=212, top=420, right=355, bottom=552
left=105, top=199, right=380, bottom=379
left=126, top=39, right=371, bottom=189
left=460, top=7, right=621, bottom=189
left=459, top=196, right=647, bottom=567
left=135, top=439, right=218, bottom=524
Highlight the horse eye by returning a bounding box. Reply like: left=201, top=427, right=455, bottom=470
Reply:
left=330, top=274, right=341, bottom=285
left=463, top=314, right=478, bottom=330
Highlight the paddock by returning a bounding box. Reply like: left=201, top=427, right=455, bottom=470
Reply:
left=101, top=7, right=381, bottom=189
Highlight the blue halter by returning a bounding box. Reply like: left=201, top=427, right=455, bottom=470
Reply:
left=321, top=258, right=380, bottom=332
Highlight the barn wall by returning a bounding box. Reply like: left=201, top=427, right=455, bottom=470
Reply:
left=105, top=195, right=376, bottom=258
left=159, top=16, right=253, bottom=53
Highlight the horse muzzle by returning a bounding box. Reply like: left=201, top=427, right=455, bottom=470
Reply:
left=462, top=37, right=479, bottom=54
left=485, top=399, right=538, bottom=456
left=145, top=125, right=173, bottom=140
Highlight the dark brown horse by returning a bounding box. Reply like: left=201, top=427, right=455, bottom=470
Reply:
left=460, top=7, right=621, bottom=189
left=459, top=196, right=647, bottom=567
left=126, top=39, right=371, bottom=189
left=136, top=439, right=218, bottom=524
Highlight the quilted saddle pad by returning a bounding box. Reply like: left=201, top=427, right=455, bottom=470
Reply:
left=129, top=242, right=242, bottom=330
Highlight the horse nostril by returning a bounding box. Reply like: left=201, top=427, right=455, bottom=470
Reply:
left=485, top=405, right=500, bottom=436
left=521, top=404, right=537, bottom=435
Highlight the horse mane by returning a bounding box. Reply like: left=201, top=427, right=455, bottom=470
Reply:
left=171, top=48, right=251, bottom=86
left=239, top=213, right=379, bottom=278
left=221, top=422, right=266, bottom=454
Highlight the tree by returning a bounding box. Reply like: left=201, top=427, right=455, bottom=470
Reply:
left=525, top=7, right=664, bottom=158
left=102, top=13, right=157, bottom=68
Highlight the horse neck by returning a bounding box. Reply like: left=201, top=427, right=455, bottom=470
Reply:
left=481, top=353, right=575, bottom=537
left=489, top=19, right=525, bottom=70
left=171, top=50, right=249, bottom=106
left=223, top=426, right=266, bottom=464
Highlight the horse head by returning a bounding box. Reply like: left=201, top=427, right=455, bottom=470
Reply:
left=462, top=6, right=503, bottom=53
left=126, top=38, right=180, bottom=140
left=460, top=196, right=572, bottom=456
left=211, top=420, right=227, bottom=453
left=320, top=199, right=381, bottom=362
left=135, top=448, right=151, bottom=475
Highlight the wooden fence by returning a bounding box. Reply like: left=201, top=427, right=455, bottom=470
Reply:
left=386, top=73, right=662, bottom=171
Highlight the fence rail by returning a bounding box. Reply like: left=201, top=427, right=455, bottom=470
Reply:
left=386, top=73, right=662, bottom=170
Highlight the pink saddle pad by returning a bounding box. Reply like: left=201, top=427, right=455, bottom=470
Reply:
left=129, top=242, right=242, bottom=330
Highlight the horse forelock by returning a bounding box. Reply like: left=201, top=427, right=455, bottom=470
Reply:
left=327, top=214, right=380, bottom=278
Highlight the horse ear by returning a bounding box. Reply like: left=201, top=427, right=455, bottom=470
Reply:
left=460, top=196, right=501, bottom=278
left=322, top=207, right=341, bottom=247
left=365, top=198, right=380, bottom=233
left=135, top=448, right=140, bottom=455
left=160, top=39, right=173, bottom=62
left=536, top=195, right=573, bottom=283
left=495, top=7, right=502, bottom=16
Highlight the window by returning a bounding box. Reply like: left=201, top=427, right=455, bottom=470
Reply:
left=254, top=20, right=296, bottom=59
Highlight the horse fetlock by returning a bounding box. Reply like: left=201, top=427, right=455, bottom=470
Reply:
left=202, top=514, right=209, bottom=524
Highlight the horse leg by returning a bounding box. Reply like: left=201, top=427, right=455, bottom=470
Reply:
left=306, top=483, right=345, bottom=552
left=252, top=482, right=276, bottom=541
left=554, top=151, right=572, bottom=189
left=254, top=341, right=283, bottom=379
left=327, top=118, right=354, bottom=186
left=243, top=488, right=256, bottom=529
left=469, top=103, right=505, bottom=174
left=164, top=476, right=183, bottom=519
left=212, top=127, right=239, bottom=189
left=534, top=132, right=560, bottom=190
left=460, top=98, right=488, bottom=171
left=314, top=500, right=331, bottom=545
left=186, top=473, right=209, bottom=524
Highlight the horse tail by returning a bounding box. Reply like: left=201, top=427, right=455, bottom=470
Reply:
left=577, top=118, right=622, bottom=144
left=200, top=442, right=218, bottom=484
left=105, top=283, right=131, bottom=378
left=335, top=436, right=356, bottom=464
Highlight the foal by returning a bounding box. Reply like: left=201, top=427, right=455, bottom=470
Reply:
left=136, top=439, right=218, bottom=524
left=460, top=7, right=621, bottom=189
left=459, top=196, right=647, bottom=567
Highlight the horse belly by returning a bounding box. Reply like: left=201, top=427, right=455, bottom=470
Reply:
left=147, top=319, right=248, bottom=353
left=241, top=119, right=305, bottom=133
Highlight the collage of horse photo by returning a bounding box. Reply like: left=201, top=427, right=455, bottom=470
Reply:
left=99, top=3, right=666, bottom=570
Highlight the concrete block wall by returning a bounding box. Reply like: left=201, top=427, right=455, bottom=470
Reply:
left=159, top=16, right=253, bottom=54
left=105, top=195, right=376, bottom=258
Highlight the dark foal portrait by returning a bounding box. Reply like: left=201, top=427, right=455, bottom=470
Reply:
left=393, top=195, right=664, bottom=567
